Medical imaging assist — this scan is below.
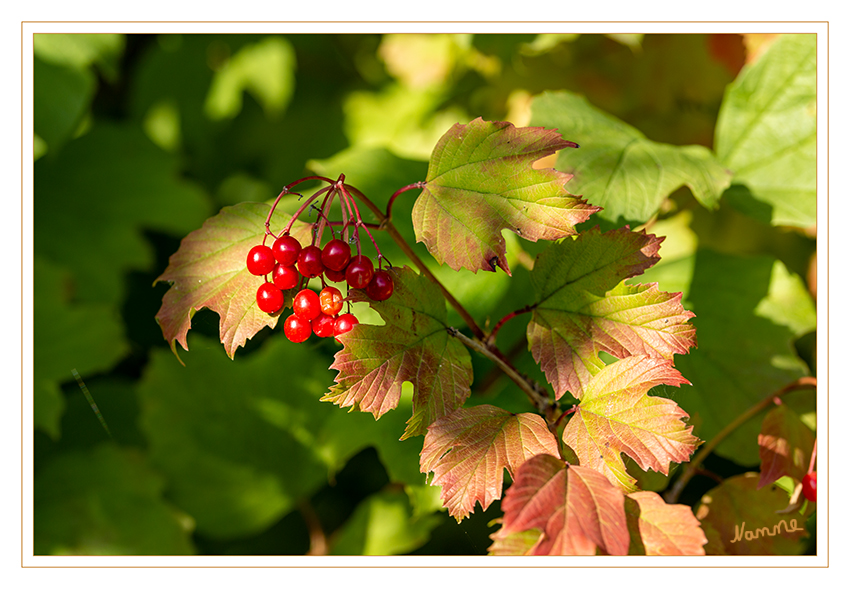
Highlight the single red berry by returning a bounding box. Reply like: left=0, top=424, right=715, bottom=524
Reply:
left=322, top=239, right=352, bottom=272
left=365, top=269, right=394, bottom=301
left=319, top=286, right=344, bottom=316
left=324, top=266, right=347, bottom=283
left=334, top=313, right=359, bottom=340
left=345, top=255, right=374, bottom=289
left=284, top=314, right=311, bottom=343
left=272, top=234, right=302, bottom=266
left=297, top=245, right=325, bottom=278
left=256, top=282, right=284, bottom=314
left=293, top=288, right=321, bottom=321
left=802, top=471, right=817, bottom=502
left=247, top=244, right=275, bottom=276
left=312, top=313, right=336, bottom=338
left=272, top=263, right=299, bottom=291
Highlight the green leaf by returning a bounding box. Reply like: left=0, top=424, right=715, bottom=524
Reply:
left=412, top=118, right=600, bottom=274
left=715, top=34, right=816, bottom=227
left=34, top=56, right=96, bottom=154
left=624, top=491, right=706, bottom=555
left=324, top=267, right=473, bottom=440
left=34, top=33, right=125, bottom=81
left=34, top=444, right=194, bottom=555
left=527, top=227, right=696, bottom=399
left=530, top=91, right=732, bottom=225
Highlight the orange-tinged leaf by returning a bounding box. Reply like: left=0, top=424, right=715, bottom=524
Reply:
left=625, top=491, right=707, bottom=555
left=562, top=355, right=699, bottom=492
left=757, top=404, right=815, bottom=489
left=491, top=454, right=629, bottom=556
left=420, top=405, right=559, bottom=520
left=155, top=202, right=312, bottom=361
left=412, top=118, right=599, bottom=275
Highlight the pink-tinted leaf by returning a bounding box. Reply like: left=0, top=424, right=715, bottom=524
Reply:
left=527, top=227, right=696, bottom=399
left=420, top=405, right=559, bottom=520
left=412, top=118, right=599, bottom=275
left=757, top=404, right=815, bottom=489
left=491, top=454, right=629, bottom=556
left=487, top=528, right=543, bottom=556
left=625, top=491, right=707, bottom=555
left=562, top=355, right=699, bottom=492
left=155, top=202, right=312, bottom=361
left=324, top=267, right=472, bottom=440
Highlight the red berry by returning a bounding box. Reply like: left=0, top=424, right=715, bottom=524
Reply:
left=324, top=266, right=347, bottom=283
left=284, top=314, right=311, bottom=343
left=247, top=244, right=275, bottom=276
left=319, top=286, right=344, bottom=316
left=802, top=471, right=817, bottom=502
left=293, top=288, right=321, bottom=321
left=334, top=313, right=359, bottom=339
left=322, top=239, right=352, bottom=272
left=365, top=269, right=394, bottom=301
left=312, top=313, right=336, bottom=338
left=297, top=245, right=325, bottom=278
left=345, top=255, right=374, bottom=289
left=256, top=282, right=284, bottom=313
left=272, top=263, right=299, bottom=290
left=272, top=235, right=302, bottom=266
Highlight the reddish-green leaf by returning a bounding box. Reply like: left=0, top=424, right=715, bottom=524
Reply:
left=527, top=227, right=696, bottom=399
left=490, top=454, right=629, bottom=556
left=155, top=202, right=311, bottom=361
left=562, top=355, right=699, bottom=492
left=419, top=405, right=559, bottom=520
left=323, top=267, right=472, bottom=440
left=757, top=404, right=815, bottom=489
left=412, top=118, right=599, bottom=275
left=625, top=491, right=707, bottom=555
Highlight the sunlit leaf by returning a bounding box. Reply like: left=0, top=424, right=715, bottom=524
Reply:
left=757, top=404, right=815, bottom=489
left=625, top=491, right=707, bottom=555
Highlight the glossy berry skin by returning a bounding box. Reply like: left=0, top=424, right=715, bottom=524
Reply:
left=802, top=471, right=817, bottom=502
left=322, top=239, right=352, bottom=272
left=365, top=269, right=394, bottom=301
left=272, top=235, right=302, bottom=266
left=247, top=245, right=276, bottom=276
left=345, top=255, right=374, bottom=289
left=297, top=245, right=325, bottom=278
left=256, top=282, right=284, bottom=314
left=293, top=289, right=321, bottom=321
left=284, top=314, right=311, bottom=343
left=311, top=313, right=336, bottom=338
left=272, top=263, right=299, bottom=290
left=324, top=266, right=347, bottom=283
left=334, top=313, right=359, bottom=339
left=319, top=286, right=344, bottom=316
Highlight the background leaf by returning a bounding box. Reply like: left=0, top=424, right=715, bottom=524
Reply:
left=757, top=403, right=815, bottom=488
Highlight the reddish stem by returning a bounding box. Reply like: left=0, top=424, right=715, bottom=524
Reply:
left=386, top=181, right=427, bottom=220
left=487, top=305, right=534, bottom=345
left=807, top=439, right=817, bottom=473
left=282, top=186, right=333, bottom=236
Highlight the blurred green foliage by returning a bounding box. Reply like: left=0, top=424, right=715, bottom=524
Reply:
left=33, top=32, right=816, bottom=556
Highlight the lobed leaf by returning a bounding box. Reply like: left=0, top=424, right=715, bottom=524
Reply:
left=324, top=267, right=473, bottom=440
left=490, top=455, right=629, bottom=556
left=562, top=355, right=699, bottom=492
left=412, top=117, right=599, bottom=275
left=154, top=202, right=312, bottom=361
left=625, top=491, right=707, bottom=555
left=757, top=404, right=815, bottom=489
left=527, top=227, right=696, bottom=399
left=419, top=405, right=560, bottom=520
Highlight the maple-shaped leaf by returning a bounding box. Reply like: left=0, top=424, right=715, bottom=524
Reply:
left=155, top=202, right=312, bottom=361
left=757, top=404, right=815, bottom=489
left=419, top=405, right=560, bottom=520
left=562, top=355, right=699, bottom=492
left=490, top=454, right=630, bottom=556
left=624, top=491, right=707, bottom=555
left=324, top=267, right=472, bottom=440
left=527, top=226, right=696, bottom=399
left=412, top=117, right=600, bottom=275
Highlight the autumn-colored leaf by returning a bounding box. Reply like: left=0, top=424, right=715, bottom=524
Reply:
left=527, top=226, right=696, bottom=399
left=562, top=355, right=699, bottom=492
left=155, top=202, right=312, bottom=361
left=324, top=267, right=472, bottom=440
left=757, top=404, right=815, bottom=489
left=624, top=491, right=707, bottom=555
left=419, top=405, right=559, bottom=520
left=490, top=454, right=629, bottom=556
left=487, top=529, right=543, bottom=556
left=412, top=117, right=599, bottom=275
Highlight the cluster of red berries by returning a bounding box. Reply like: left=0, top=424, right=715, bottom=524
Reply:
left=246, top=234, right=394, bottom=343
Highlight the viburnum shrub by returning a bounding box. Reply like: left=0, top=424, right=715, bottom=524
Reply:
left=156, top=117, right=798, bottom=555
